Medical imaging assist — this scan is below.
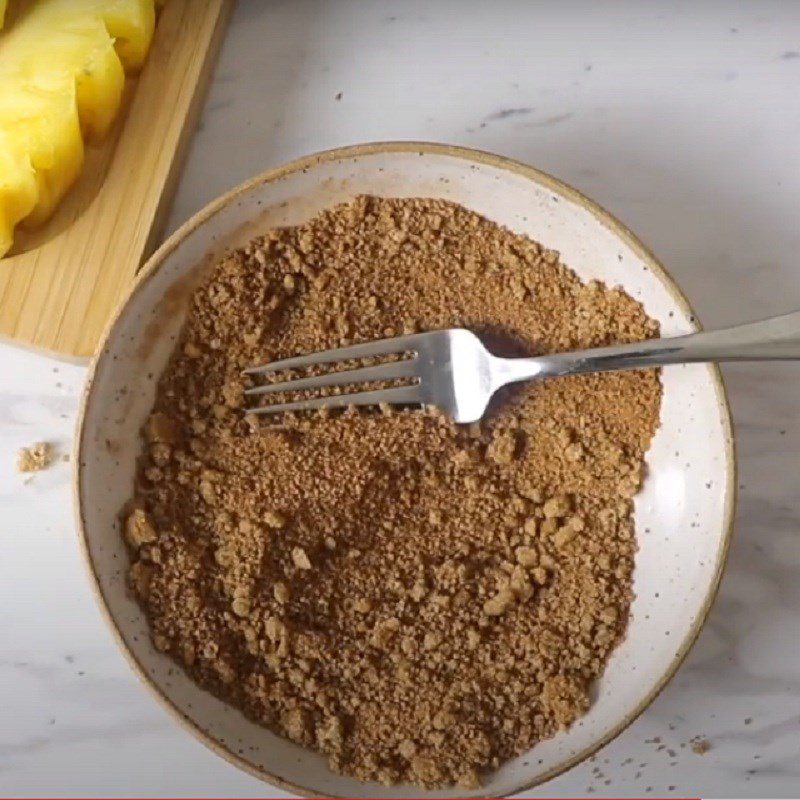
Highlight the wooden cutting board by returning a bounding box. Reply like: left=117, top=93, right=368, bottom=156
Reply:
left=0, top=0, right=234, bottom=359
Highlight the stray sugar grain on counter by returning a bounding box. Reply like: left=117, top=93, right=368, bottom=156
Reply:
left=17, top=441, right=54, bottom=473
left=122, top=196, right=662, bottom=789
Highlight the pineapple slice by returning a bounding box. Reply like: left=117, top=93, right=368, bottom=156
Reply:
left=0, top=131, right=37, bottom=254
left=69, top=25, right=126, bottom=142
left=0, top=1, right=7, bottom=29
left=0, top=17, right=125, bottom=142
left=0, top=0, right=157, bottom=256
left=0, top=83, right=84, bottom=228
left=34, top=0, right=156, bottom=72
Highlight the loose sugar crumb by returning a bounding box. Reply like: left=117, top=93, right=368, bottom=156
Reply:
left=123, top=196, right=662, bottom=788
left=17, top=441, right=54, bottom=473
left=691, top=738, right=711, bottom=755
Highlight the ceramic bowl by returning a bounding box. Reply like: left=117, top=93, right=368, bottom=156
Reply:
left=75, top=142, right=735, bottom=797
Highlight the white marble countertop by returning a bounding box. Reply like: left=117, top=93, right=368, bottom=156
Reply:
left=3, top=1, right=800, bottom=796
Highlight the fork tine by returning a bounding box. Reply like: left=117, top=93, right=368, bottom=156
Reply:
left=244, top=359, right=418, bottom=397
left=245, top=384, right=424, bottom=416
left=243, top=334, right=423, bottom=376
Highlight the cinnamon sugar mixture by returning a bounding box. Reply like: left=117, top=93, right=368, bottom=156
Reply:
left=124, top=196, right=661, bottom=788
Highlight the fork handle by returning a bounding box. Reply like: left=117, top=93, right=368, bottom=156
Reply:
left=499, top=310, right=800, bottom=382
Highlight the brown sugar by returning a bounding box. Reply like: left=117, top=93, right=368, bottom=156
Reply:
left=123, top=195, right=662, bottom=788
left=691, top=737, right=711, bottom=755
left=17, top=441, right=54, bottom=472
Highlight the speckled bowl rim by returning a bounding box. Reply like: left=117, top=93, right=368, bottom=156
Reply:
left=74, top=141, right=737, bottom=798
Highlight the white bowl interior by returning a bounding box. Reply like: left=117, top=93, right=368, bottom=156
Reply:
left=77, top=146, right=733, bottom=798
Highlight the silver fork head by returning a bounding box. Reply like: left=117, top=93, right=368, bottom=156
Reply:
left=243, top=328, right=495, bottom=423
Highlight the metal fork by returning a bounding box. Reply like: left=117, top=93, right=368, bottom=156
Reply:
left=244, top=311, right=800, bottom=423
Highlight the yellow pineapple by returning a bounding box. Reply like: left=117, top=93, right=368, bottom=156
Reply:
left=34, top=0, right=156, bottom=72
left=0, top=131, right=37, bottom=254
left=0, top=0, right=157, bottom=256
left=0, top=17, right=125, bottom=142
left=0, top=83, right=84, bottom=228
